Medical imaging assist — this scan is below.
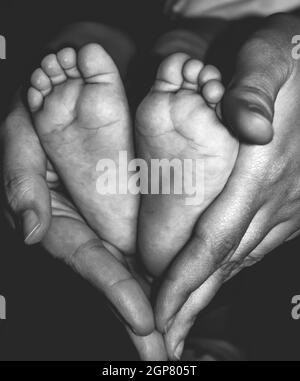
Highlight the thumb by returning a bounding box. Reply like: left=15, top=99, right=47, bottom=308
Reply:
left=127, top=329, right=168, bottom=361
left=5, top=172, right=51, bottom=244
left=222, top=14, right=295, bottom=145
left=2, top=100, right=51, bottom=244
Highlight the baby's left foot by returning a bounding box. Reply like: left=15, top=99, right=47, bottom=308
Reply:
left=136, top=53, right=239, bottom=277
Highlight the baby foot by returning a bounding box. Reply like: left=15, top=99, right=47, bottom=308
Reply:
left=28, top=43, right=138, bottom=255
left=136, top=53, right=239, bottom=277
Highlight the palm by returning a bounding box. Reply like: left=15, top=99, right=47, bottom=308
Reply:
left=40, top=173, right=166, bottom=360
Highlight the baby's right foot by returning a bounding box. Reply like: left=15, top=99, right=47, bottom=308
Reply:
left=28, top=43, right=138, bottom=255
left=136, top=53, right=239, bottom=277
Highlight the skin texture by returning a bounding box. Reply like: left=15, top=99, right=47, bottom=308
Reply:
left=1, top=25, right=167, bottom=361
left=1, top=95, right=167, bottom=360
left=28, top=44, right=138, bottom=255
left=136, top=53, right=238, bottom=277
left=2, top=13, right=300, bottom=361
left=165, top=0, right=300, bottom=19
left=155, top=13, right=300, bottom=360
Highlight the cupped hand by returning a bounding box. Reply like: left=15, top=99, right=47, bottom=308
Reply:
left=155, top=13, right=300, bottom=360
left=1, top=95, right=167, bottom=361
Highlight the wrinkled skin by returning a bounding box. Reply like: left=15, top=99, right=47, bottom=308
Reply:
left=155, top=13, right=300, bottom=360
left=2, top=12, right=300, bottom=361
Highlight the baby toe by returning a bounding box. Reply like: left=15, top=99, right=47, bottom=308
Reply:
left=27, top=87, right=44, bottom=112
left=202, top=79, right=225, bottom=105
left=57, top=47, right=81, bottom=78
left=41, top=53, right=67, bottom=85
left=153, top=52, right=190, bottom=92
left=199, top=65, right=222, bottom=87
left=182, top=59, right=204, bottom=91
left=31, top=68, right=52, bottom=96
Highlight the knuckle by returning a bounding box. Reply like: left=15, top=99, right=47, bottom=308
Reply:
left=243, top=256, right=261, bottom=268
left=68, top=238, right=102, bottom=271
left=239, top=30, right=292, bottom=80
left=193, top=227, right=214, bottom=254
left=239, top=36, right=272, bottom=59
left=221, top=236, right=238, bottom=255
left=193, top=226, right=238, bottom=263
left=219, top=260, right=243, bottom=282
left=236, top=153, right=285, bottom=193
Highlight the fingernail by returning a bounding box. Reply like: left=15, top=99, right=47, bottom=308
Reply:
left=164, top=316, right=175, bottom=334
left=22, top=210, right=40, bottom=244
left=174, top=341, right=184, bottom=361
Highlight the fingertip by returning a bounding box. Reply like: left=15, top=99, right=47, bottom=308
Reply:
left=107, top=277, right=155, bottom=336
left=127, top=329, right=168, bottom=361
left=22, top=207, right=51, bottom=245
left=240, top=117, right=274, bottom=145
left=173, top=341, right=184, bottom=361
left=223, top=96, right=274, bottom=145
left=122, top=288, right=155, bottom=336
left=23, top=221, right=50, bottom=245
left=130, top=314, right=155, bottom=337
left=6, top=174, right=51, bottom=245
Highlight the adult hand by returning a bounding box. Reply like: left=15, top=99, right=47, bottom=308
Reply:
left=155, top=13, right=300, bottom=360
left=1, top=95, right=167, bottom=360
left=165, top=0, right=300, bottom=19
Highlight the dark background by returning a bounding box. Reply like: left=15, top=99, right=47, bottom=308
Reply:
left=0, top=0, right=300, bottom=361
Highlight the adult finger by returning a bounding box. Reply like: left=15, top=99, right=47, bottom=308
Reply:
left=164, top=221, right=296, bottom=359
left=155, top=146, right=265, bottom=333
left=164, top=266, right=236, bottom=360
left=222, top=13, right=297, bottom=144
left=127, top=329, right=168, bottom=361
left=1, top=97, right=51, bottom=244
left=42, top=208, right=155, bottom=336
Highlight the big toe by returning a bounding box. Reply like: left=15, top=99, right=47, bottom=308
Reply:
left=77, top=43, right=119, bottom=81
left=153, top=52, right=191, bottom=92
left=222, top=87, right=274, bottom=144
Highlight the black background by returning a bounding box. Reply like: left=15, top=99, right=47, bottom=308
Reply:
left=0, top=0, right=300, bottom=361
